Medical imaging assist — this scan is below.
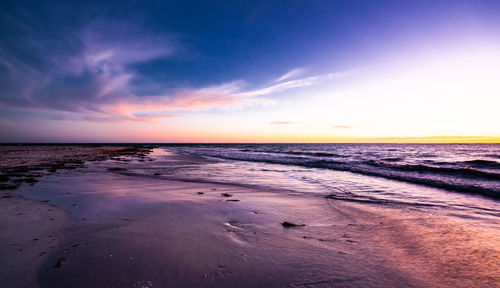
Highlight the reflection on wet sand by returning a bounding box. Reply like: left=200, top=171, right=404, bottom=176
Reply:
left=0, top=147, right=499, bottom=287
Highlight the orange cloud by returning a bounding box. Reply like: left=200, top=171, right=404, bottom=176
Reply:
left=100, top=82, right=273, bottom=121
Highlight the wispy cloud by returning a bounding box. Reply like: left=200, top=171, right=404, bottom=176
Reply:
left=0, top=17, right=358, bottom=123
left=276, top=68, right=306, bottom=82
left=238, top=70, right=359, bottom=98
left=96, top=68, right=357, bottom=121
left=101, top=81, right=272, bottom=121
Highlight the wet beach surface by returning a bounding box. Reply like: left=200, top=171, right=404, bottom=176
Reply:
left=0, top=147, right=499, bottom=287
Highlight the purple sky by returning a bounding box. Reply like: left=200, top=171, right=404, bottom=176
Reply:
left=1, top=0, right=499, bottom=142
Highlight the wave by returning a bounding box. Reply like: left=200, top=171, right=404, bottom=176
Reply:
left=184, top=151, right=500, bottom=199
left=362, top=160, right=500, bottom=181
left=380, top=157, right=403, bottom=162
left=324, top=193, right=443, bottom=207
left=486, top=154, right=500, bottom=159
left=460, top=159, right=500, bottom=169
left=301, top=160, right=499, bottom=198
left=285, top=150, right=344, bottom=158
left=238, top=148, right=349, bottom=158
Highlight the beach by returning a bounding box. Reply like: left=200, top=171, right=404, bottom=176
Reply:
left=1, top=145, right=499, bottom=287
left=2, top=1, right=500, bottom=287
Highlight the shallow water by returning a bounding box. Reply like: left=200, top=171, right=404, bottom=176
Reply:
left=133, top=145, right=500, bottom=228
left=15, top=154, right=427, bottom=288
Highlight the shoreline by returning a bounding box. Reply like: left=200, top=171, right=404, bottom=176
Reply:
left=1, top=146, right=499, bottom=287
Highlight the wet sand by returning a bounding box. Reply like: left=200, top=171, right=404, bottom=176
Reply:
left=0, top=195, right=72, bottom=287
left=1, top=147, right=499, bottom=287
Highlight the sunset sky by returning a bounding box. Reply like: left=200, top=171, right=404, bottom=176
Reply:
left=1, top=0, right=499, bottom=142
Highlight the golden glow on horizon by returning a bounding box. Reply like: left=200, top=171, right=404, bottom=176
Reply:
left=248, top=45, right=500, bottom=142
left=8, top=115, right=498, bottom=143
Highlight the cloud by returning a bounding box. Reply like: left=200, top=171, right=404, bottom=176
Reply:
left=276, top=68, right=306, bottom=82
left=100, top=81, right=273, bottom=120
left=0, top=17, right=358, bottom=123
left=66, top=66, right=357, bottom=121
left=0, top=20, right=168, bottom=106
left=0, top=18, right=274, bottom=122
left=237, top=69, right=359, bottom=98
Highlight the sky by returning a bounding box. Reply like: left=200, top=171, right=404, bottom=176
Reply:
left=1, top=0, right=499, bottom=143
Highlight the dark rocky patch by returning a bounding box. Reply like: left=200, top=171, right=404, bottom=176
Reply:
left=303, top=236, right=325, bottom=241
left=281, top=221, right=305, bottom=227
left=0, top=183, right=19, bottom=190
left=118, top=218, right=135, bottom=221
left=54, top=257, right=66, bottom=268
left=24, top=178, right=38, bottom=184
left=12, top=178, right=38, bottom=185
left=0, top=145, right=154, bottom=191
left=108, top=167, right=127, bottom=171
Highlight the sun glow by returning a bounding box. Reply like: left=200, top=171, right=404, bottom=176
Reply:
left=266, top=45, right=500, bottom=142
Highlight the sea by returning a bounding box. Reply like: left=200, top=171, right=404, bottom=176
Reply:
left=146, top=144, right=500, bottom=226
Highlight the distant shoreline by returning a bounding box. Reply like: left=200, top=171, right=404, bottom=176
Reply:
left=1, top=141, right=499, bottom=145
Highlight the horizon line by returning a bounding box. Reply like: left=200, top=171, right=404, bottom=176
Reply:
left=1, top=136, right=500, bottom=145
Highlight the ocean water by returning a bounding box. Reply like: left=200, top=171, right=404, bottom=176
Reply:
left=146, top=144, right=500, bottom=226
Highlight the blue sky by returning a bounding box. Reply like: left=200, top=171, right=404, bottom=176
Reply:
left=1, top=0, right=499, bottom=142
